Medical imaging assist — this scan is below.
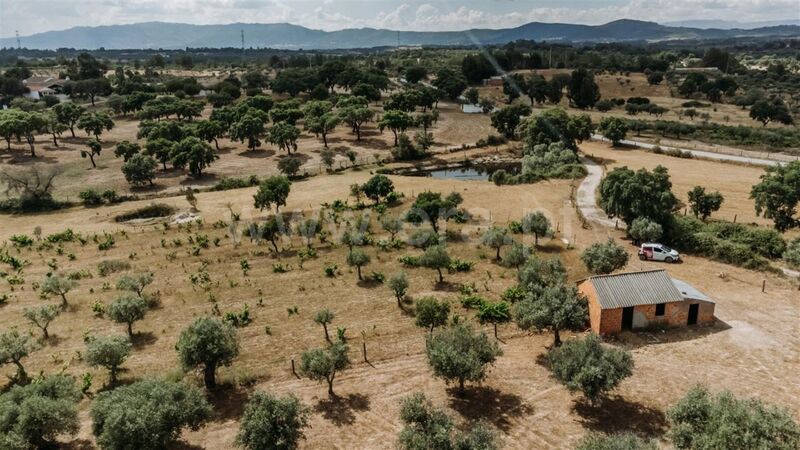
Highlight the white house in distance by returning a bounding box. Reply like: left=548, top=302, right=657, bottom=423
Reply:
left=22, top=76, right=69, bottom=100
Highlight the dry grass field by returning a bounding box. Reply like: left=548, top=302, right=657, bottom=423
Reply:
left=1, top=163, right=798, bottom=449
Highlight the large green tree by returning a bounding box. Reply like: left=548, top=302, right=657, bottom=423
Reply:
left=0, top=375, right=80, bottom=448
left=567, top=69, right=601, bottom=109
left=599, top=165, right=679, bottom=227
left=547, top=334, right=633, bottom=403
left=581, top=239, right=629, bottom=275
left=750, top=161, right=800, bottom=232
left=512, top=283, right=588, bottom=347
left=236, top=391, right=310, bottom=450
left=91, top=379, right=212, bottom=450
left=254, top=175, right=291, bottom=212
left=176, top=316, right=239, bottom=389
left=170, top=136, right=218, bottom=178
left=299, top=341, right=350, bottom=398
left=518, top=108, right=593, bottom=151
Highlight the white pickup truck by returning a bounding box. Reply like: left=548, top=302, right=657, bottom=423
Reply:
left=638, top=243, right=680, bottom=263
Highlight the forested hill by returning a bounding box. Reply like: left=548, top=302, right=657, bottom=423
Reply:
left=3, top=19, right=799, bottom=50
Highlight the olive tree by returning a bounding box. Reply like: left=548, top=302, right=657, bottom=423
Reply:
left=476, top=301, right=511, bottom=339
left=107, top=294, right=148, bottom=337
left=522, top=212, right=551, bottom=246
left=0, top=374, right=80, bottom=448
left=414, top=297, right=450, bottom=333
left=581, top=239, right=629, bottom=275
left=425, top=323, right=502, bottom=394
left=398, top=392, right=498, bottom=450
left=388, top=271, right=409, bottom=308
left=314, top=309, right=335, bottom=343
left=0, top=329, right=39, bottom=385
left=116, top=272, right=154, bottom=297
left=480, top=226, right=510, bottom=260
left=667, top=385, right=800, bottom=449
left=40, top=273, right=77, bottom=307
left=23, top=304, right=61, bottom=339
left=85, top=335, right=131, bottom=383
left=299, top=341, right=350, bottom=398
left=419, top=244, right=451, bottom=284
left=122, top=154, right=157, bottom=186
left=91, top=379, right=212, bottom=450
left=512, top=283, right=588, bottom=347
left=346, top=248, right=371, bottom=281
left=547, top=333, right=633, bottom=403
left=236, top=391, right=310, bottom=450
left=176, top=316, right=239, bottom=389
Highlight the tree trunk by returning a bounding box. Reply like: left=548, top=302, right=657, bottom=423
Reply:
left=27, top=136, right=36, bottom=157
left=70, top=126, right=76, bottom=138
left=89, top=153, right=97, bottom=168
left=392, top=130, right=398, bottom=146
left=110, top=366, right=118, bottom=383
left=436, top=268, right=444, bottom=283
left=60, top=293, right=68, bottom=307
left=204, top=363, right=216, bottom=389
left=553, top=328, right=561, bottom=347
left=213, top=138, right=219, bottom=151
left=322, top=132, right=328, bottom=148
left=14, top=361, right=28, bottom=385
left=52, top=134, right=59, bottom=147
left=494, top=323, right=498, bottom=339
left=42, top=327, right=49, bottom=339
left=323, top=324, right=331, bottom=343
left=458, top=377, right=465, bottom=394
left=496, top=247, right=501, bottom=260
left=534, top=233, right=539, bottom=247
left=355, top=125, right=361, bottom=141
left=357, top=266, right=363, bottom=281
left=127, top=322, right=133, bottom=337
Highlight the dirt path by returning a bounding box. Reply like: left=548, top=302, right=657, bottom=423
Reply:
left=591, top=135, right=791, bottom=167
left=576, top=156, right=617, bottom=228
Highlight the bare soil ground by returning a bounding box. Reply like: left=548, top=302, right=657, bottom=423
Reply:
left=581, top=140, right=772, bottom=227
left=1, top=167, right=798, bottom=449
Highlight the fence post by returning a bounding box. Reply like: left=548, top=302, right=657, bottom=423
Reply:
left=291, top=359, right=299, bottom=378
left=362, top=342, right=367, bottom=363
left=761, top=280, right=766, bottom=293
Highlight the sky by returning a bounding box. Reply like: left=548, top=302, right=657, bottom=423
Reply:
left=1, top=0, right=799, bottom=38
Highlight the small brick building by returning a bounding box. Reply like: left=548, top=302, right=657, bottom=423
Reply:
left=577, top=270, right=715, bottom=335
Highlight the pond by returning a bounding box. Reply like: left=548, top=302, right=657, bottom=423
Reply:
left=425, top=167, right=490, bottom=181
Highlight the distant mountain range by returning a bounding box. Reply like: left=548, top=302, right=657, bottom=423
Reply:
left=2, top=19, right=799, bottom=51
left=663, top=19, right=800, bottom=30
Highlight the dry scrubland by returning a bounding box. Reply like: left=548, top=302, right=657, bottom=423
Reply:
left=0, top=166, right=798, bottom=449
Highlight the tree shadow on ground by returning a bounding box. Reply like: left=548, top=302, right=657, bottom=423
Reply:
left=131, top=331, right=157, bottom=348
left=208, top=385, right=251, bottom=422
left=573, top=395, right=667, bottom=437
left=433, top=281, right=461, bottom=292
left=239, top=149, right=276, bottom=158
left=314, top=392, right=371, bottom=427
left=447, top=386, right=534, bottom=432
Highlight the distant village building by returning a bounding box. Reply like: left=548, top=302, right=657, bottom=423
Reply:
left=22, top=76, right=68, bottom=100
left=482, top=76, right=504, bottom=87
left=577, top=269, right=715, bottom=335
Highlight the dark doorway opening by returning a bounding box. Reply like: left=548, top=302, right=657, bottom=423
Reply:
left=687, top=304, right=699, bottom=325
left=621, top=307, right=634, bottom=330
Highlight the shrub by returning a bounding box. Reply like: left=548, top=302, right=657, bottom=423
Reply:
left=97, top=259, right=131, bottom=277
left=79, top=189, right=104, bottom=206
left=460, top=294, right=488, bottom=309
left=581, top=239, right=629, bottom=275
left=785, top=238, right=800, bottom=268
left=114, top=203, right=176, bottom=222
left=576, top=433, right=657, bottom=450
